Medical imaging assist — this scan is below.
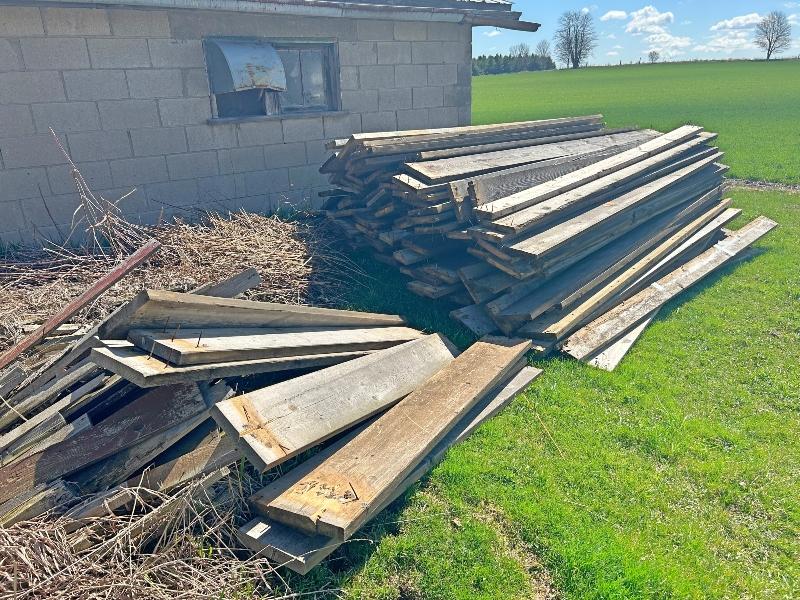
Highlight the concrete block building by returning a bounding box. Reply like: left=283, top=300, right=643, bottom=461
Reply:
left=0, top=0, right=535, bottom=245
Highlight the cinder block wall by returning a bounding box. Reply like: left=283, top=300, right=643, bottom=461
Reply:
left=0, top=5, right=472, bottom=246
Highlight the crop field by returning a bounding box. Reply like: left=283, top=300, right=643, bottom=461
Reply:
left=472, top=61, right=800, bottom=185
left=280, top=62, right=800, bottom=599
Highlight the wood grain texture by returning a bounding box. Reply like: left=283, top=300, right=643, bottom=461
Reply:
left=211, top=335, right=458, bottom=472
left=262, top=336, right=531, bottom=540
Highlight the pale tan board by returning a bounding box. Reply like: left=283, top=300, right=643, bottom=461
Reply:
left=127, top=326, right=422, bottom=367
left=562, top=216, right=778, bottom=360
left=100, top=290, right=406, bottom=339
left=241, top=365, right=542, bottom=574
left=587, top=310, right=659, bottom=371
left=263, top=336, right=531, bottom=540
left=210, top=335, right=459, bottom=472
left=91, top=342, right=372, bottom=388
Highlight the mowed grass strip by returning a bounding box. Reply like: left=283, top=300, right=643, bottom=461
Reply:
left=473, top=61, right=800, bottom=185
left=312, top=188, right=799, bottom=599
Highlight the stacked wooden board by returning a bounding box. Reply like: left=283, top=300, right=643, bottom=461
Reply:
left=0, top=262, right=542, bottom=576
left=320, top=118, right=777, bottom=369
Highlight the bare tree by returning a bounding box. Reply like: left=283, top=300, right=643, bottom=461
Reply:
left=648, top=50, right=660, bottom=64
left=508, top=43, right=531, bottom=58
left=553, top=10, right=598, bottom=69
left=534, top=39, right=551, bottom=58
left=755, top=11, right=792, bottom=60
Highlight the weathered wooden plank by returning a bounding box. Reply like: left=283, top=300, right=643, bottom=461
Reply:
left=0, top=239, right=160, bottom=372
left=407, top=280, right=464, bottom=299
left=100, top=290, right=406, bottom=340
left=190, top=267, right=262, bottom=298
left=586, top=310, right=659, bottom=371
left=0, top=480, right=77, bottom=526
left=476, top=126, right=705, bottom=220
left=91, top=343, right=370, bottom=388
left=262, top=336, right=530, bottom=540
left=1, top=414, right=91, bottom=468
left=562, top=216, right=777, bottom=360
left=242, top=365, right=542, bottom=573
left=0, top=382, right=210, bottom=505
left=127, top=326, right=421, bottom=367
left=211, top=335, right=458, bottom=472
left=450, top=304, right=500, bottom=337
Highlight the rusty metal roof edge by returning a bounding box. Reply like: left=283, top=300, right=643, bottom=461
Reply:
left=13, top=0, right=518, bottom=20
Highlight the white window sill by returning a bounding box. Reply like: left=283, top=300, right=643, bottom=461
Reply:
left=208, top=110, right=347, bottom=125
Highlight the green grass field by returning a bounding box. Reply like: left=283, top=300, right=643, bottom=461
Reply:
left=274, top=63, right=799, bottom=599
left=472, top=61, right=800, bottom=185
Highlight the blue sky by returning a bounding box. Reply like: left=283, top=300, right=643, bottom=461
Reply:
left=473, top=1, right=800, bottom=63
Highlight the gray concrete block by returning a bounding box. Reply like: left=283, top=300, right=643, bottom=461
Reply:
left=395, top=64, right=427, bottom=87
left=64, top=69, right=129, bottom=100
left=379, top=87, right=412, bottom=111
left=158, top=97, right=211, bottom=126
left=282, top=116, right=324, bottom=143
left=411, top=41, right=443, bottom=65
left=110, top=155, right=168, bottom=187
left=338, top=42, right=377, bottom=66
left=98, top=99, right=160, bottom=129
left=443, top=84, right=470, bottom=108
left=0, top=167, right=51, bottom=201
left=42, top=8, right=110, bottom=36
left=426, top=22, right=465, bottom=42
left=20, top=37, right=89, bottom=70
left=17, top=193, right=81, bottom=230
left=99, top=185, right=149, bottom=211
left=288, top=164, right=326, bottom=189
left=304, top=139, right=327, bottom=165
left=396, top=108, right=429, bottom=131
left=218, top=146, right=265, bottom=174
left=0, top=39, right=22, bottom=72
left=127, top=69, right=183, bottom=98
left=244, top=168, right=290, bottom=195
left=0, top=225, right=25, bottom=248
left=340, top=66, right=359, bottom=90
left=361, top=111, right=397, bottom=133
left=428, top=64, right=458, bottom=86
left=341, top=89, right=378, bottom=113
left=0, top=7, right=44, bottom=36
left=0, top=71, right=65, bottom=104
left=109, top=9, right=171, bottom=37
left=323, top=114, right=353, bottom=140
left=348, top=113, right=363, bottom=134
left=166, top=150, right=218, bottom=180
left=356, top=20, right=393, bottom=41
left=196, top=174, right=237, bottom=203
left=377, top=42, right=411, bottom=65
left=0, top=105, right=35, bottom=138
left=32, top=102, right=101, bottom=133
left=458, top=105, right=470, bottom=126
left=46, top=161, right=112, bottom=195
left=130, top=127, right=187, bottom=156
left=457, top=63, right=472, bottom=87
left=167, top=11, right=355, bottom=42
left=394, top=21, right=427, bottom=41
left=148, top=39, right=204, bottom=68
left=263, top=142, right=306, bottom=169
left=412, top=86, right=444, bottom=109
left=68, top=130, right=131, bottom=161
left=89, top=38, right=150, bottom=69
left=183, top=68, right=209, bottom=96
left=237, top=120, right=283, bottom=147
left=144, top=178, right=198, bottom=207
left=186, top=124, right=237, bottom=151
left=428, top=106, right=459, bottom=128
left=0, top=134, right=69, bottom=168
left=441, top=41, right=469, bottom=64
left=228, top=194, right=270, bottom=215
left=358, top=64, right=395, bottom=89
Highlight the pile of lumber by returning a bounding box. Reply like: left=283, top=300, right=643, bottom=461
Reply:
left=320, top=118, right=777, bottom=369
left=0, top=251, right=542, bottom=584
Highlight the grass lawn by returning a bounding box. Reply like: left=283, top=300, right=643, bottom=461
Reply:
left=279, top=188, right=799, bottom=600
left=472, top=61, right=800, bottom=185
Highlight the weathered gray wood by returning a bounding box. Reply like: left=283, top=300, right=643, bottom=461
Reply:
left=450, top=304, right=500, bottom=337
left=211, top=335, right=458, bottom=472
left=562, top=216, right=777, bottom=360
left=1, top=414, right=91, bottom=468
left=101, top=290, right=406, bottom=340
left=242, top=365, right=542, bottom=574
left=0, top=480, right=77, bottom=526
left=476, top=126, right=705, bottom=220
left=91, top=342, right=370, bottom=388
left=190, top=267, right=262, bottom=297
left=128, top=326, right=423, bottom=367
left=263, top=336, right=530, bottom=540
left=587, top=310, right=659, bottom=371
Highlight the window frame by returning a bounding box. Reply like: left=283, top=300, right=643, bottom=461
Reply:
left=204, top=37, right=342, bottom=123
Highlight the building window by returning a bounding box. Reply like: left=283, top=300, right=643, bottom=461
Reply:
left=204, top=38, right=338, bottom=119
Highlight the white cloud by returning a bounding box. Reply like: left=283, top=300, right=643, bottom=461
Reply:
left=788, top=13, right=799, bottom=25
left=601, top=10, right=628, bottom=21
left=710, top=13, right=762, bottom=31
left=613, top=44, right=624, bottom=49
left=607, top=51, right=620, bottom=56
left=694, top=30, right=757, bottom=53
left=581, top=4, right=598, bottom=14
left=784, top=2, right=799, bottom=8
left=483, top=29, right=502, bottom=38
left=680, top=20, right=692, bottom=26
left=626, top=5, right=675, bottom=35
left=607, top=33, right=617, bottom=39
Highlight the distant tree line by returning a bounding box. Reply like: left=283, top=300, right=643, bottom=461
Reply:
left=472, top=41, right=556, bottom=75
